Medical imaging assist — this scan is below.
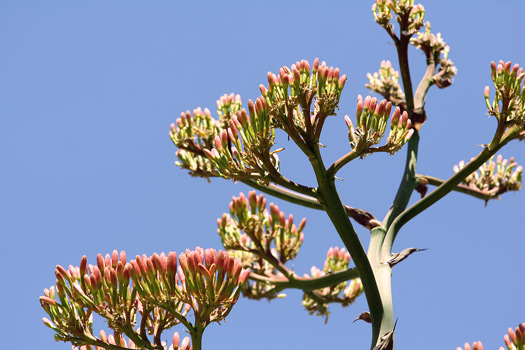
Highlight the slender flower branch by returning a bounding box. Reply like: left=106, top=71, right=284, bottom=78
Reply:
left=417, top=174, right=493, bottom=201
left=382, top=143, right=508, bottom=259
left=248, top=267, right=359, bottom=291
left=241, top=180, right=381, bottom=229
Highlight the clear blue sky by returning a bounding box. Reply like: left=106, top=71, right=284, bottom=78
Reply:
left=1, top=1, right=524, bottom=349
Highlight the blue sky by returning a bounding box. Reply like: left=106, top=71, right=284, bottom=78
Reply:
left=1, top=1, right=524, bottom=349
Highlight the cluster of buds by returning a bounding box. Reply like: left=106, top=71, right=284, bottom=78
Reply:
left=216, top=93, right=242, bottom=127
left=203, top=99, right=279, bottom=185
left=302, top=247, right=363, bottom=322
left=217, top=191, right=306, bottom=299
left=454, top=155, right=522, bottom=199
left=260, top=58, right=347, bottom=141
left=485, top=61, right=525, bottom=139
left=170, top=107, right=221, bottom=178
left=502, top=323, right=525, bottom=350
left=372, top=0, right=425, bottom=36
left=411, top=22, right=457, bottom=88
left=366, top=60, right=405, bottom=103
left=40, top=249, right=248, bottom=350
left=170, top=93, right=280, bottom=184
left=345, top=95, right=414, bottom=156
left=457, top=342, right=484, bottom=350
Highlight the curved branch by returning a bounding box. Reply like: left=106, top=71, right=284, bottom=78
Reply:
left=241, top=180, right=381, bottom=229
left=249, top=267, right=360, bottom=292
left=418, top=174, right=493, bottom=201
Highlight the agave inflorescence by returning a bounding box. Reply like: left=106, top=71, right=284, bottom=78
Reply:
left=40, top=249, right=249, bottom=350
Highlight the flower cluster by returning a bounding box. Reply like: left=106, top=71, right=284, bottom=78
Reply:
left=485, top=61, right=525, bottom=131
left=457, top=342, right=484, bottom=350
left=170, top=107, right=221, bottom=179
left=40, top=249, right=248, bottom=350
left=170, top=59, right=349, bottom=184
left=372, top=0, right=425, bottom=36
left=502, top=323, right=525, bottom=350
left=411, top=22, right=457, bottom=89
left=366, top=60, right=405, bottom=103
left=345, top=95, right=414, bottom=156
left=302, top=247, right=363, bottom=322
left=453, top=155, right=522, bottom=199
left=259, top=58, right=347, bottom=146
left=217, top=191, right=306, bottom=299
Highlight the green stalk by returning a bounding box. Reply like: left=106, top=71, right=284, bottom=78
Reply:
left=367, top=226, right=394, bottom=341
left=190, top=325, right=204, bottom=350
left=382, top=131, right=419, bottom=229
left=308, top=146, right=383, bottom=348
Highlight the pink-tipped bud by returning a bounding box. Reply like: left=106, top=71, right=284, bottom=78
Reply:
left=104, top=254, right=111, bottom=269
left=172, top=332, right=180, bottom=348
left=313, top=58, right=320, bottom=73
left=339, top=74, right=347, bottom=89
left=239, top=269, right=250, bottom=284
left=40, top=296, right=58, bottom=306
left=97, top=254, right=105, bottom=272
left=509, top=327, right=517, bottom=344
left=259, top=84, right=267, bottom=95
left=248, top=99, right=255, bottom=117
left=120, top=251, right=127, bottom=265
left=376, top=99, right=387, bottom=116
left=79, top=256, right=87, bottom=277
left=112, top=250, right=118, bottom=268
left=214, top=135, right=222, bottom=151
left=363, top=95, right=372, bottom=110
left=356, top=101, right=364, bottom=119
left=180, top=337, right=191, bottom=350
left=327, top=247, right=334, bottom=259
left=484, top=86, right=490, bottom=98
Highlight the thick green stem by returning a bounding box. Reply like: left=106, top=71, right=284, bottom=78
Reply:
left=308, top=146, right=383, bottom=348
left=382, top=131, right=420, bottom=229
left=190, top=325, right=204, bottom=350
left=367, top=226, right=394, bottom=343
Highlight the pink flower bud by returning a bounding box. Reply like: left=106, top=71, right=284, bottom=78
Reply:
left=248, top=99, right=255, bottom=117
left=509, top=327, right=517, bottom=344
left=214, top=135, right=222, bottom=151
left=239, top=269, right=250, bottom=284
left=100, top=330, right=108, bottom=342
left=504, top=334, right=512, bottom=348
left=120, top=251, right=126, bottom=265
left=180, top=337, right=191, bottom=350
left=55, top=265, right=70, bottom=281
left=484, top=86, right=490, bottom=98
left=40, top=296, right=58, bottom=306
left=105, top=254, right=111, bottom=269
left=356, top=100, right=364, bottom=119
left=112, top=250, right=118, bottom=268
left=135, top=255, right=148, bottom=275
left=172, top=332, right=180, bottom=348
left=97, top=254, right=105, bottom=272
left=313, top=58, right=319, bottom=74
left=167, top=252, right=177, bottom=276
left=259, top=84, right=267, bottom=95
left=339, top=74, right=347, bottom=89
